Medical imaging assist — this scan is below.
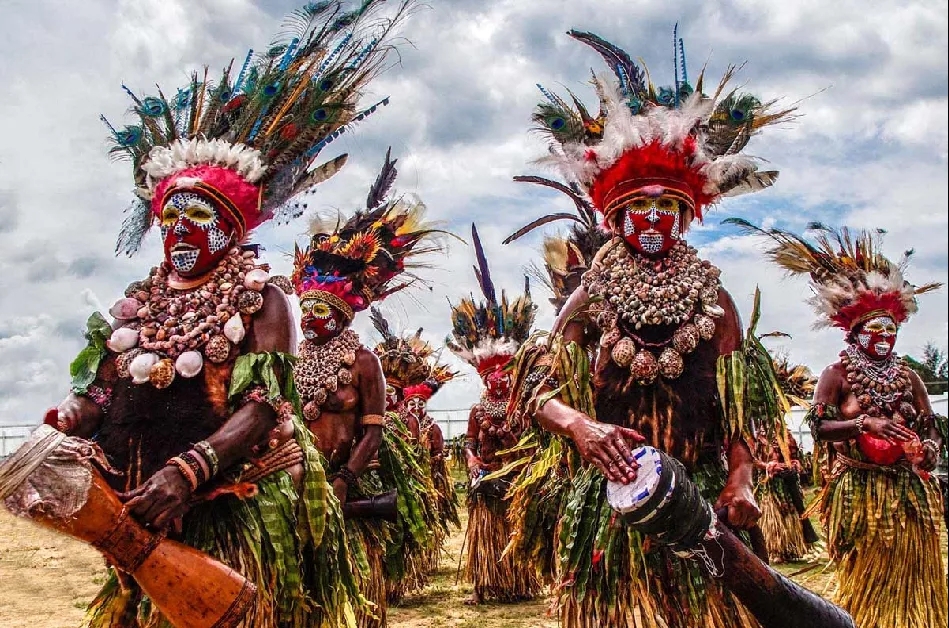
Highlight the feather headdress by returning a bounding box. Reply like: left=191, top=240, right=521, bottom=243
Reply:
left=104, top=0, right=414, bottom=255
left=503, top=175, right=610, bottom=312
left=727, top=218, right=942, bottom=331
left=447, top=224, right=537, bottom=377
left=533, top=27, right=795, bottom=224
left=291, top=148, right=444, bottom=320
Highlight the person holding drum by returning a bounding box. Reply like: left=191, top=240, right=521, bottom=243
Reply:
left=500, top=30, right=794, bottom=628
left=33, top=3, right=415, bottom=625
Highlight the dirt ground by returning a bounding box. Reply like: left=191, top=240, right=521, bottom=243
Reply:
left=0, top=488, right=945, bottom=627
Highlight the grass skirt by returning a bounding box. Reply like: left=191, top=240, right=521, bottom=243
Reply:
left=82, top=428, right=359, bottom=628
left=756, top=479, right=809, bottom=562
left=348, top=520, right=388, bottom=628
left=821, top=463, right=948, bottom=628
left=465, top=492, right=540, bottom=602
left=554, top=467, right=759, bottom=628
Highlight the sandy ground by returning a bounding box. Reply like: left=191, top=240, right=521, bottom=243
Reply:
left=0, top=490, right=945, bottom=627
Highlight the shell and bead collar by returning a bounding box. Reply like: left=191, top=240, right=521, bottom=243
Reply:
left=105, top=247, right=270, bottom=389
left=582, top=239, right=723, bottom=385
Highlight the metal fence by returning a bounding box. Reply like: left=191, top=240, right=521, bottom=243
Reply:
left=4, top=395, right=946, bottom=459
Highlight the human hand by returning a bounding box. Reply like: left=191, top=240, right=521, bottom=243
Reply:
left=863, top=416, right=916, bottom=441
left=765, top=461, right=786, bottom=477
left=332, top=477, right=349, bottom=505
left=569, top=417, right=644, bottom=483
left=790, top=459, right=802, bottom=473
left=119, top=466, right=192, bottom=529
left=47, top=395, right=96, bottom=434
left=467, top=458, right=482, bottom=480
left=714, top=483, right=760, bottom=529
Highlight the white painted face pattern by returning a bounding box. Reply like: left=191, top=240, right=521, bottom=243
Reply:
left=163, top=192, right=231, bottom=254
left=857, top=332, right=872, bottom=348
left=171, top=248, right=200, bottom=273
left=637, top=232, right=664, bottom=253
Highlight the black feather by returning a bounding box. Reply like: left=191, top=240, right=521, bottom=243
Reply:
left=471, top=223, right=497, bottom=305
left=502, top=213, right=583, bottom=244
left=567, top=30, right=645, bottom=95
left=366, top=146, right=399, bottom=209
left=513, top=175, right=597, bottom=225
left=370, top=306, right=394, bottom=340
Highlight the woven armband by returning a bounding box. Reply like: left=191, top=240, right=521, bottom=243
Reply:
left=361, top=413, right=385, bottom=427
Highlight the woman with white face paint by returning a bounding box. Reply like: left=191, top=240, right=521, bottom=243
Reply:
left=737, top=222, right=947, bottom=628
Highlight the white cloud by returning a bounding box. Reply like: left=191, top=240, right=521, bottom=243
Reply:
left=0, top=0, right=946, bottom=425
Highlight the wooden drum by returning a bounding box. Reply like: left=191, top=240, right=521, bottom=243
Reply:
left=0, top=425, right=256, bottom=628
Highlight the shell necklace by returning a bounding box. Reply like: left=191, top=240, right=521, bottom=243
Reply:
left=297, top=329, right=361, bottom=421
left=582, top=239, right=723, bottom=385
left=105, top=247, right=270, bottom=389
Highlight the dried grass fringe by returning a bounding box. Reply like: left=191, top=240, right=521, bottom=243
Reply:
left=465, top=496, right=540, bottom=601
left=756, top=481, right=809, bottom=562
left=823, top=465, right=948, bottom=628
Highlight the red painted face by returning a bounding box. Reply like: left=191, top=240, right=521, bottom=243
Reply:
left=855, top=315, right=898, bottom=360
left=615, top=188, right=685, bottom=256
left=160, top=191, right=236, bottom=277
left=300, top=296, right=349, bottom=341
left=385, top=385, right=400, bottom=412
left=485, top=370, right=511, bottom=400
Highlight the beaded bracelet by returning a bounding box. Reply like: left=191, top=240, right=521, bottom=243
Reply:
left=85, top=384, right=114, bottom=412
left=193, top=440, right=220, bottom=477
left=330, top=466, right=359, bottom=489
left=167, top=456, right=200, bottom=492
left=921, top=438, right=939, bottom=454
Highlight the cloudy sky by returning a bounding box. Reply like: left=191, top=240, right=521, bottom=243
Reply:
left=0, top=0, right=946, bottom=426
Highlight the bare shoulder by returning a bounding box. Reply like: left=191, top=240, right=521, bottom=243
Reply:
left=246, top=284, right=295, bottom=353
left=713, top=287, right=742, bottom=356
left=553, top=286, right=591, bottom=339
left=354, top=346, right=383, bottom=377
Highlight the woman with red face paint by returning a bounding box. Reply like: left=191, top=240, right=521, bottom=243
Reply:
left=368, top=308, right=457, bottom=603
left=736, top=222, right=947, bottom=628
left=39, top=4, right=417, bottom=625
left=447, top=224, right=540, bottom=605
left=291, top=150, right=448, bottom=628
left=497, top=30, right=797, bottom=628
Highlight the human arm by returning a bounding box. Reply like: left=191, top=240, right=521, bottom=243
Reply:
left=909, top=369, right=942, bottom=471
left=715, top=438, right=761, bottom=528
left=463, top=407, right=482, bottom=479
left=429, top=422, right=445, bottom=458
left=809, top=363, right=916, bottom=443
left=122, top=284, right=294, bottom=528
left=331, top=348, right=386, bottom=504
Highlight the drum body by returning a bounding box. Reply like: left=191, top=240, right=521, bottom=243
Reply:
left=1, top=426, right=256, bottom=628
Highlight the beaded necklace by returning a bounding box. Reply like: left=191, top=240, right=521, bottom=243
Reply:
left=297, top=329, right=361, bottom=421
left=841, top=344, right=916, bottom=421
left=582, top=239, right=723, bottom=385
left=107, top=247, right=269, bottom=388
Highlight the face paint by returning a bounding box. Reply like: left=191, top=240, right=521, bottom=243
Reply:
left=485, top=370, right=511, bottom=400
left=385, top=385, right=400, bottom=412
left=161, top=192, right=234, bottom=276
left=300, top=297, right=348, bottom=341
left=617, top=191, right=683, bottom=256
left=855, top=315, right=898, bottom=360
left=403, top=396, right=427, bottom=420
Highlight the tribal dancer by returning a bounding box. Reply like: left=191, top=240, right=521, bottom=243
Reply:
left=732, top=221, right=947, bottom=628
left=449, top=224, right=540, bottom=605
left=401, top=369, right=461, bottom=572
left=291, top=150, right=442, bottom=627
left=753, top=427, right=817, bottom=562
left=368, top=307, right=446, bottom=602
left=45, top=2, right=417, bottom=624
left=502, top=30, right=794, bottom=627
left=752, top=344, right=819, bottom=562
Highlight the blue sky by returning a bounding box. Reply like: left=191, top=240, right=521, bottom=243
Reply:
left=0, top=0, right=946, bottom=423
